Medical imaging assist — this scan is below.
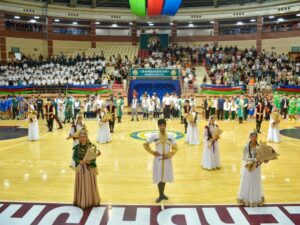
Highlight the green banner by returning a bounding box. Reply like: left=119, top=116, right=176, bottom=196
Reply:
left=130, top=68, right=180, bottom=77
left=129, top=0, right=146, bottom=17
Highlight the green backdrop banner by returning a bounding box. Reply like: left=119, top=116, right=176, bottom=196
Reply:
left=140, top=34, right=169, bottom=50
left=130, top=68, right=180, bottom=77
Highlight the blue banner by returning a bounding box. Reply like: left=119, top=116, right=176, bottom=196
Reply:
left=162, top=0, right=182, bottom=16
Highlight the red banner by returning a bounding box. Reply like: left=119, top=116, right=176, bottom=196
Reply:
left=148, top=0, right=163, bottom=16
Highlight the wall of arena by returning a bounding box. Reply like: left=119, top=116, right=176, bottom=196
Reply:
left=262, top=36, right=300, bottom=54
left=53, top=40, right=91, bottom=55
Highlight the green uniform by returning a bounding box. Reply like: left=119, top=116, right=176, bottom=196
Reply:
left=288, top=99, right=297, bottom=115
left=297, top=98, right=300, bottom=115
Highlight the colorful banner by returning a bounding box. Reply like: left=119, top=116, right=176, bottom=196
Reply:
left=162, top=0, right=182, bottom=16
left=130, top=68, right=180, bottom=77
left=129, top=0, right=146, bottom=17
left=130, top=0, right=181, bottom=16
left=273, top=85, right=300, bottom=95
left=201, top=84, right=244, bottom=95
left=0, top=85, right=111, bottom=95
left=148, top=0, right=164, bottom=16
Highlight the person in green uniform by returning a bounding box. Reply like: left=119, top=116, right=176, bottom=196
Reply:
left=116, top=94, right=124, bottom=123
left=237, top=95, right=244, bottom=124
left=288, top=96, right=297, bottom=120
left=64, top=95, right=74, bottom=123
left=297, top=96, right=300, bottom=121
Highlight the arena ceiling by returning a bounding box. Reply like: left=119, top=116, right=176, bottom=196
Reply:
left=47, top=0, right=276, bottom=8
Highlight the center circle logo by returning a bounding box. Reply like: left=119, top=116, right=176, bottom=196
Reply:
left=130, top=130, right=184, bottom=141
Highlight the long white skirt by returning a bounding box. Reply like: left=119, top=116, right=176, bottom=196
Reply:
left=201, top=140, right=220, bottom=170
left=97, top=122, right=111, bottom=144
left=28, top=121, right=39, bottom=141
left=153, top=157, right=173, bottom=184
left=267, top=126, right=280, bottom=143
left=237, top=164, right=264, bottom=207
left=186, top=124, right=200, bottom=145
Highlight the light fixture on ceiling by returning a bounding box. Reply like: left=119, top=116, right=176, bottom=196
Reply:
left=149, top=23, right=154, bottom=26
left=129, top=22, right=133, bottom=25
left=268, top=15, right=275, bottom=19
left=34, top=16, right=40, bottom=19
left=236, top=21, right=244, bottom=25
left=210, top=21, right=214, bottom=24
left=95, top=21, right=100, bottom=25
left=188, top=23, right=194, bottom=27
left=29, top=19, right=37, bottom=23
left=14, top=16, right=20, bottom=19
left=297, top=14, right=300, bottom=17
left=54, top=19, right=60, bottom=22
left=72, top=21, right=78, bottom=25
left=170, top=22, right=173, bottom=26
left=277, top=18, right=285, bottom=22
left=112, top=23, right=118, bottom=27
left=250, top=19, right=256, bottom=22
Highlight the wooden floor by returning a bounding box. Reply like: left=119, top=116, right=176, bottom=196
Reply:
left=0, top=115, right=300, bottom=205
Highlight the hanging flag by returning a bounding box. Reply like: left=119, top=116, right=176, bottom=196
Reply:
left=148, top=0, right=164, bottom=16
left=129, top=0, right=146, bottom=17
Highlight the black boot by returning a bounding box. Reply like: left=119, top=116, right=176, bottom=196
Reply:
left=161, top=182, right=168, bottom=200
left=156, top=182, right=164, bottom=203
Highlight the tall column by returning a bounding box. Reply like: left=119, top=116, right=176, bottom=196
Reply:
left=0, top=11, right=6, bottom=64
left=90, top=20, right=96, bottom=48
left=130, top=21, right=137, bottom=43
left=213, top=19, right=219, bottom=47
left=256, top=16, right=263, bottom=53
left=171, top=21, right=177, bottom=42
left=47, top=17, right=53, bottom=57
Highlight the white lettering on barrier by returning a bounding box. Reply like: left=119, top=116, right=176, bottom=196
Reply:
left=203, top=207, right=250, bottom=225
left=107, top=207, right=150, bottom=225
left=284, top=206, right=300, bottom=215
left=38, top=206, right=83, bottom=225
left=85, top=207, right=106, bottom=225
left=245, top=207, right=295, bottom=225
left=0, top=204, right=45, bottom=225
left=157, top=208, right=201, bottom=225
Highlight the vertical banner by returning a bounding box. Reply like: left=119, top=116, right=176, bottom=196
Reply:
left=148, top=0, right=164, bottom=16
left=129, top=0, right=146, bottom=17
left=162, top=0, right=182, bottom=16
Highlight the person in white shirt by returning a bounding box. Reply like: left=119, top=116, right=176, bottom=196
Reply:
left=142, top=95, right=149, bottom=119
left=163, top=93, right=171, bottom=119
left=131, top=95, right=139, bottom=121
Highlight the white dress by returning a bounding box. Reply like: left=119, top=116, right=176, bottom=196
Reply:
left=97, top=112, right=111, bottom=144
left=201, top=125, right=221, bottom=170
left=146, top=133, right=176, bottom=184
left=186, top=112, right=200, bottom=145
left=267, top=117, right=280, bottom=143
left=237, top=143, right=264, bottom=207
left=28, top=116, right=39, bottom=141
left=70, top=124, right=83, bottom=167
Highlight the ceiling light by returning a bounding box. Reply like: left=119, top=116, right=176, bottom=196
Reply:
left=147, top=21, right=151, bottom=24
left=210, top=21, right=214, bottom=24
left=268, top=15, right=275, bottom=19
left=34, top=16, right=40, bottom=19
left=297, top=14, right=300, bottom=17
left=14, top=16, right=20, bottom=19
left=129, top=22, right=133, bottom=25
left=277, top=18, right=285, bottom=22
left=236, top=21, right=244, bottom=25
left=54, top=19, right=60, bottom=22
left=170, top=22, right=173, bottom=26
left=250, top=19, right=256, bottom=22
left=112, top=23, right=118, bottom=27
left=188, top=23, right=194, bottom=27
left=29, top=19, right=37, bottom=23
left=95, top=21, right=100, bottom=25
left=72, top=21, right=78, bottom=25
left=149, top=23, right=154, bottom=26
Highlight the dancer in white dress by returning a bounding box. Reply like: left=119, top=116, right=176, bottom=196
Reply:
left=186, top=105, right=200, bottom=145
left=201, top=115, right=221, bottom=170
left=143, top=119, right=178, bottom=203
left=97, top=106, right=111, bottom=144
left=267, top=107, right=281, bottom=143
left=237, top=131, right=266, bottom=207
left=67, top=115, right=85, bottom=168
left=28, top=104, right=39, bottom=141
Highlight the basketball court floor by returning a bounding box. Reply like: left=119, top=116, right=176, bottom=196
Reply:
left=0, top=115, right=300, bottom=224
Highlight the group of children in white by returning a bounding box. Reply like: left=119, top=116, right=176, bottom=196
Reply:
left=25, top=92, right=281, bottom=207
